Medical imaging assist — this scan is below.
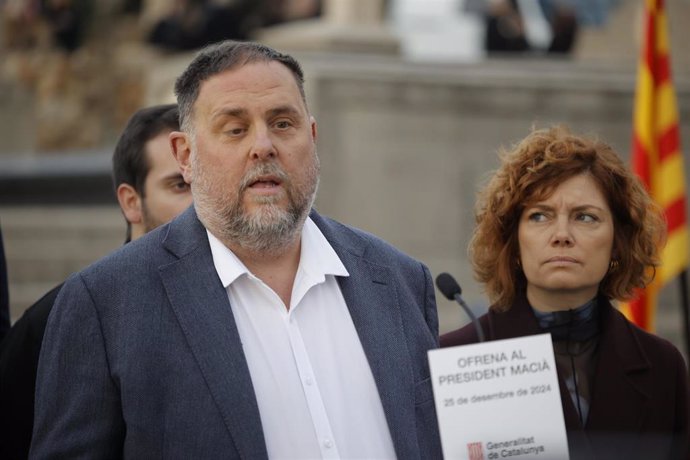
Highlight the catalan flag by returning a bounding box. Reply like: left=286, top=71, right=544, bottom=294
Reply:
left=624, top=0, right=688, bottom=331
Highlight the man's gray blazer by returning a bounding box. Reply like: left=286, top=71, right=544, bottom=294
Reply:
left=30, top=207, right=442, bottom=459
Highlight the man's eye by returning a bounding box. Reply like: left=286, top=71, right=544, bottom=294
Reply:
left=222, top=125, right=246, bottom=136
left=274, top=120, right=292, bottom=129
left=173, top=181, right=190, bottom=192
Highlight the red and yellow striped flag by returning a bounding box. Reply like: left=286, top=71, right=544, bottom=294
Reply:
left=623, top=0, right=688, bottom=331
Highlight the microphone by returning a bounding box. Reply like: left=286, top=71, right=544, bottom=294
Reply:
left=436, top=272, right=485, bottom=342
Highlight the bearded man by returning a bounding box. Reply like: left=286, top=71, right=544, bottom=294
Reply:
left=30, top=41, right=442, bottom=459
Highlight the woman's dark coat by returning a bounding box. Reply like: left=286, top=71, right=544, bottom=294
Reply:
left=441, top=294, right=690, bottom=460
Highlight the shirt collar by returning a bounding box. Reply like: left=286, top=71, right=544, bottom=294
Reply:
left=299, top=216, right=349, bottom=282
left=206, top=217, right=349, bottom=289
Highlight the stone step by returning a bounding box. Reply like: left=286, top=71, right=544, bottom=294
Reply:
left=1, top=205, right=123, bottom=322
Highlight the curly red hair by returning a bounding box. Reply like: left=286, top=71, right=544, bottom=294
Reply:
left=470, top=126, right=667, bottom=311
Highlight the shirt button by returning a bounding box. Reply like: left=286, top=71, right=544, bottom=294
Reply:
left=305, top=377, right=313, bottom=386
left=324, top=438, right=333, bottom=448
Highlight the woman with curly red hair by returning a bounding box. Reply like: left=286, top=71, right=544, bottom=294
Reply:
left=441, top=126, right=689, bottom=459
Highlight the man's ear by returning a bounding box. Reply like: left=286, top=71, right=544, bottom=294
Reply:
left=310, top=116, right=317, bottom=143
left=170, top=131, right=193, bottom=184
left=116, top=183, right=143, bottom=225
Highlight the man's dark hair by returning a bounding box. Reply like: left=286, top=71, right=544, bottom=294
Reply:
left=111, top=104, right=180, bottom=242
left=174, top=40, right=306, bottom=132
left=112, top=104, right=180, bottom=195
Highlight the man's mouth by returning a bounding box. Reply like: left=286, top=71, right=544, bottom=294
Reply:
left=247, top=175, right=283, bottom=191
left=250, top=179, right=280, bottom=188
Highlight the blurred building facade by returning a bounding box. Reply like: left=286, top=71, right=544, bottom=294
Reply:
left=1, top=0, right=690, bottom=353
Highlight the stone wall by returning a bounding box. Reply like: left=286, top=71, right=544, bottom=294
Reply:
left=298, top=53, right=690, bottom=345
left=3, top=53, right=690, bottom=356
left=2, top=206, right=124, bottom=317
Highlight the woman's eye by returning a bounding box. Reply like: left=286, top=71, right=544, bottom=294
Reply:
left=576, top=213, right=598, bottom=223
left=527, top=212, right=547, bottom=222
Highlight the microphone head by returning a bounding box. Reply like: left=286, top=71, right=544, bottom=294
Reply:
left=435, top=272, right=462, bottom=300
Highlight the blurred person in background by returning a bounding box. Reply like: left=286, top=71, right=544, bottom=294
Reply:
left=484, top=0, right=530, bottom=53
left=483, top=0, right=578, bottom=54
left=1, top=0, right=43, bottom=49
left=41, top=0, right=92, bottom=53
left=147, top=0, right=262, bottom=51
left=0, top=103, right=192, bottom=459
left=112, top=104, right=192, bottom=241
left=146, top=0, right=323, bottom=52
left=441, top=126, right=689, bottom=459
left=258, top=0, right=321, bottom=27
left=538, top=0, right=578, bottom=53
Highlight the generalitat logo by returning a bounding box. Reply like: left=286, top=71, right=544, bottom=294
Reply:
left=467, top=441, right=484, bottom=460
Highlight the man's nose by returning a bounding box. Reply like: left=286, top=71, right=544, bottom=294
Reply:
left=249, top=127, right=276, bottom=160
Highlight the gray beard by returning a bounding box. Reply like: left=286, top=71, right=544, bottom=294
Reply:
left=214, top=189, right=311, bottom=254
left=193, top=159, right=319, bottom=255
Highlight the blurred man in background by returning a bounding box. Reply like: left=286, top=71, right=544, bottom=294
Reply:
left=0, top=103, right=192, bottom=459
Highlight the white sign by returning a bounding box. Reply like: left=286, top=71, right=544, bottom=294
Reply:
left=429, top=333, right=569, bottom=460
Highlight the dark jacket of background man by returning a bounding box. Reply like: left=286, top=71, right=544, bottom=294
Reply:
left=0, top=225, right=9, bottom=341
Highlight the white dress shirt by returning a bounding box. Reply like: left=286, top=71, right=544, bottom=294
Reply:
left=206, top=218, right=397, bottom=459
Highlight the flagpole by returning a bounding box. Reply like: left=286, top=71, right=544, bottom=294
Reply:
left=680, top=270, right=690, bottom=359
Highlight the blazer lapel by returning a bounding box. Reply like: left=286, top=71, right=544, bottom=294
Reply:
left=338, top=255, right=419, bottom=456
left=311, top=211, right=420, bottom=458
left=159, top=207, right=268, bottom=459
left=586, top=301, right=650, bottom=432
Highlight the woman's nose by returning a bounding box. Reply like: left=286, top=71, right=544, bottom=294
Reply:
left=551, top=218, right=573, bottom=246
